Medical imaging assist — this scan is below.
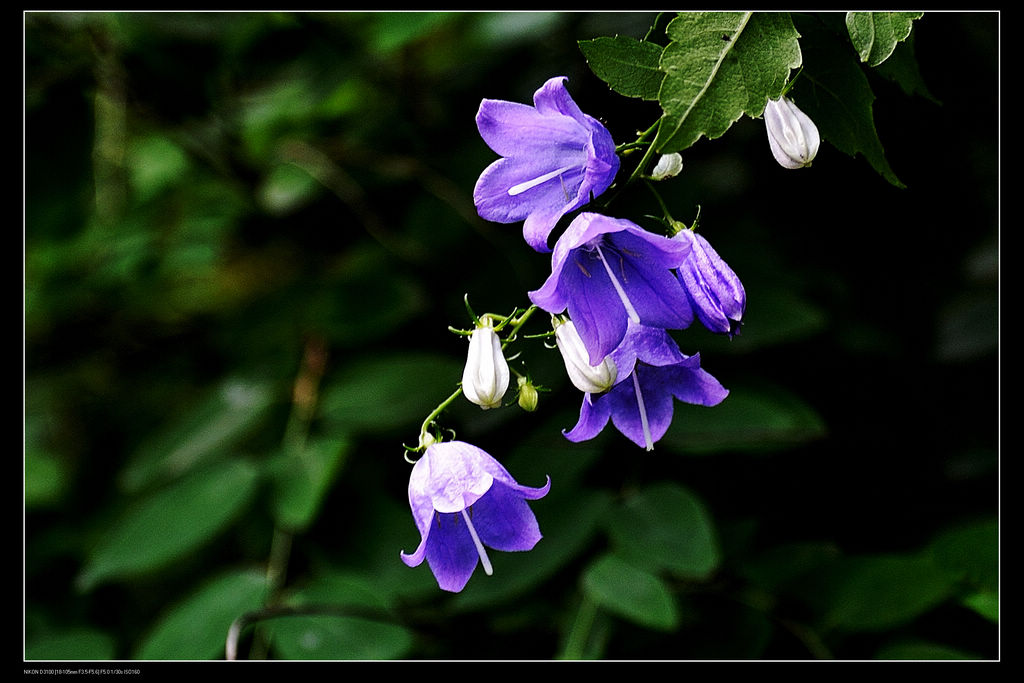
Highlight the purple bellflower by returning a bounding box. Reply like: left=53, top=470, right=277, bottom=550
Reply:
left=529, top=212, right=694, bottom=367
left=674, top=229, right=746, bottom=337
left=564, top=323, right=729, bottom=451
left=400, top=440, right=551, bottom=593
left=473, top=76, right=620, bottom=252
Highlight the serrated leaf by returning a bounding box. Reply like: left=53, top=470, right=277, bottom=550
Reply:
left=579, top=35, right=665, bottom=100
left=654, top=11, right=802, bottom=153
left=605, top=482, right=720, bottom=580
left=791, top=14, right=905, bottom=187
left=582, top=554, right=679, bottom=631
left=135, top=568, right=269, bottom=659
left=78, top=459, right=261, bottom=590
left=846, top=11, right=924, bottom=67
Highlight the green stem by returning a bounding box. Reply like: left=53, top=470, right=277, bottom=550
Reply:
left=645, top=180, right=675, bottom=225
left=559, top=594, right=600, bottom=660
left=624, top=120, right=662, bottom=186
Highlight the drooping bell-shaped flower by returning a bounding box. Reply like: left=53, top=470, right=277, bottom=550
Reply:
left=400, top=440, right=551, bottom=593
left=462, top=321, right=510, bottom=410
left=673, top=228, right=746, bottom=337
left=529, top=212, right=693, bottom=366
left=764, top=96, right=820, bottom=169
left=553, top=316, right=617, bottom=394
left=564, top=323, right=729, bottom=451
left=473, top=76, right=620, bottom=252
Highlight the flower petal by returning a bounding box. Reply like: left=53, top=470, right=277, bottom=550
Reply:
left=475, top=97, right=585, bottom=158
left=564, top=392, right=612, bottom=443
left=663, top=353, right=730, bottom=407
left=424, top=511, right=483, bottom=592
left=470, top=482, right=545, bottom=552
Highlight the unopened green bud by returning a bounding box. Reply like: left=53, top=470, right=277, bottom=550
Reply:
left=517, top=376, right=539, bottom=412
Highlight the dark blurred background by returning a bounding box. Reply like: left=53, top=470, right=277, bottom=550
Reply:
left=24, top=12, right=998, bottom=661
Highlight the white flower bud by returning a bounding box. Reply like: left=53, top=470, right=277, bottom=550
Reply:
left=764, top=97, right=820, bottom=169
left=462, top=322, right=510, bottom=410
left=553, top=317, right=617, bottom=394
left=650, top=153, right=683, bottom=180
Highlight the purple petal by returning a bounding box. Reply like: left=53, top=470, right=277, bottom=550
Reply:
left=475, top=97, right=586, bottom=158
left=424, top=512, right=482, bottom=592
left=603, top=230, right=693, bottom=330
left=607, top=368, right=677, bottom=449
left=564, top=392, right=612, bottom=443
left=470, top=482, right=546, bottom=552
left=473, top=154, right=586, bottom=225
left=663, top=353, right=730, bottom=407
left=532, top=76, right=586, bottom=121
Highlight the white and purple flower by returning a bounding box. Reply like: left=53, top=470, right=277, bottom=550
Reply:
left=529, top=212, right=694, bottom=367
left=400, top=440, right=551, bottom=593
left=764, top=96, right=820, bottom=170
left=473, top=77, right=620, bottom=252
left=564, top=323, right=729, bottom=451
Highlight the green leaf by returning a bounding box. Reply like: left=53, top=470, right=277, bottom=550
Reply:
left=78, top=459, right=261, bottom=590
left=605, top=482, right=720, bottom=580
left=845, top=12, right=924, bottom=67
left=874, top=34, right=939, bottom=104
left=582, top=553, right=679, bottom=631
left=791, top=15, right=904, bottom=187
left=25, top=627, right=118, bottom=661
left=257, top=162, right=323, bottom=216
left=268, top=436, right=351, bottom=532
left=928, top=518, right=998, bottom=593
left=453, top=489, right=612, bottom=611
left=126, top=134, right=191, bottom=202
left=579, top=35, right=665, bottom=100
left=962, top=590, right=999, bottom=623
left=661, top=383, right=827, bottom=454
left=318, top=352, right=464, bottom=435
left=268, top=615, right=414, bottom=660
left=135, top=568, right=269, bottom=659
left=654, top=11, right=802, bottom=153
left=821, top=554, right=954, bottom=631
left=119, top=376, right=277, bottom=493
left=875, top=639, right=982, bottom=660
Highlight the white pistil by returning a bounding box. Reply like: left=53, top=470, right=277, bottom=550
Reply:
left=595, top=244, right=641, bottom=324
left=461, top=508, right=493, bottom=576
left=632, top=372, right=654, bottom=451
left=508, top=165, right=574, bottom=196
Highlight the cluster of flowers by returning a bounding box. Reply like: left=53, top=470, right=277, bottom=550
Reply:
left=402, top=76, right=818, bottom=592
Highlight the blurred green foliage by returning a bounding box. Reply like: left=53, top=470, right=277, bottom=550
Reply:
left=24, top=11, right=998, bottom=662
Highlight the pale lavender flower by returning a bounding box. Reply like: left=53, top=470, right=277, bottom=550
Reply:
left=400, top=440, right=551, bottom=593
left=764, top=97, right=820, bottom=169
left=674, top=229, right=746, bottom=337
left=473, top=76, right=620, bottom=252
left=564, top=324, right=729, bottom=451
left=529, top=212, right=693, bottom=366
